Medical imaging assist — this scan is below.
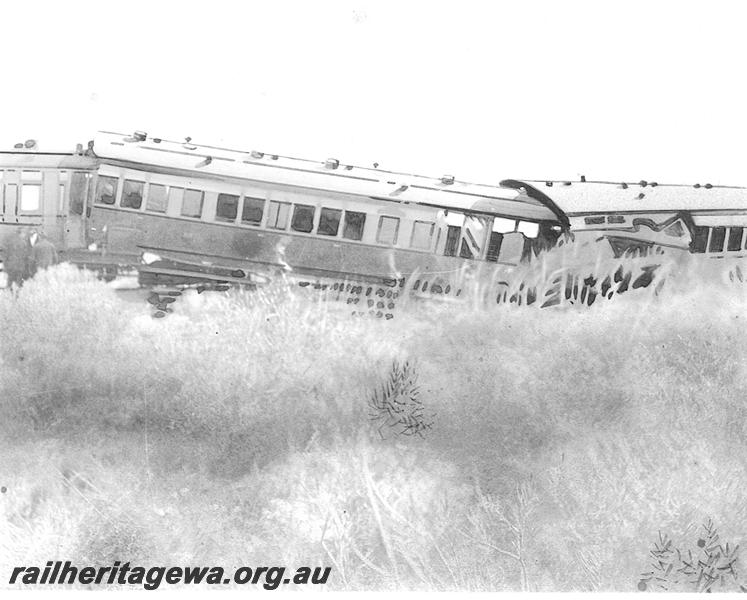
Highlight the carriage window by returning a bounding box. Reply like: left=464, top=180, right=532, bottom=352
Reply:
left=492, top=217, right=517, bottom=233
left=343, top=211, right=366, bottom=241
left=584, top=216, right=606, bottom=225
left=377, top=216, right=399, bottom=245
left=21, top=170, right=42, bottom=182
left=727, top=227, right=743, bottom=252
left=168, top=187, right=184, bottom=212
left=121, top=180, right=144, bottom=209
left=462, top=215, right=488, bottom=257
left=70, top=172, right=89, bottom=215
left=318, top=207, right=341, bottom=236
left=485, top=231, right=503, bottom=262
left=443, top=225, right=461, bottom=256
left=690, top=226, right=709, bottom=253
left=19, top=184, right=40, bottom=212
left=95, top=175, right=118, bottom=205
left=459, top=238, right=474, bottom=259
left=291, top=204, right=315, bottom=233
left=146, top=184, right=168, bottom=213
left=517, top=221, right=539, bottom=238
left=266, top=201, right=291, bottom=229
left=58, top=172, right=68, bottom=211
left=410, top=220, right=435, bottom=250
left=215, top=193, right=239, bottom=222
left=181, top=189, right=204, bottom=218
left=4, top=184, right=17, bottom=213
left=241, top=196, right=264, bottom=226
left=708, top=226, right=726, bottom=253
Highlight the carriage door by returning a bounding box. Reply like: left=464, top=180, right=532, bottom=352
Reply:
left=483, top=217, right=529, bottom=265
left=1, top=172, right=18, bottom=225
left=64, top=171, right=92, bottom=249
left=459, top=215, right=490, bottom=259
left=9, top=170, right=44, bottom=230
left=439, top=212, right=490, bottom=260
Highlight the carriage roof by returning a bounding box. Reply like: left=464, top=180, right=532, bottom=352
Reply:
left=0, top=150, right=97, bottom=170
left=91, top=131, right=559, bottom=223
left=505, top=178, right=747, bottom=216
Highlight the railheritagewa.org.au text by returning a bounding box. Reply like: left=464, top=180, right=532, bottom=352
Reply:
left=9, top=561, right=331, bottom=590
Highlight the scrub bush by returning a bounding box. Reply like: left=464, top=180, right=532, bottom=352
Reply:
left=0, top=251, right=745, bottom=590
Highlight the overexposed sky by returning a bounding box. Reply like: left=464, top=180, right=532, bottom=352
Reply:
left=2, top=0, right=747, bottom=185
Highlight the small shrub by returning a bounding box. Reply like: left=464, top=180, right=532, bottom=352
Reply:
left=74, top=513, right=157, bottom=566
left=368, top=359, right=434, bottom=439
left=638, top=519, right=744, bottom=592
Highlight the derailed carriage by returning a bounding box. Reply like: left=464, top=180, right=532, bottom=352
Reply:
left=85, top=131, right=563, bottom=298
left=499, top=178, right=747, bottom=306
left=505, top=178, right=747, bottom=259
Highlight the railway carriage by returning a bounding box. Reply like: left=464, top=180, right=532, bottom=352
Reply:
left=80, top=131, right=562, bottom=298
left=0, top=142, right=97, bottom=254
left=503, top=178, right=747, bottom=259
left=4, top=131, right=745, bottom=310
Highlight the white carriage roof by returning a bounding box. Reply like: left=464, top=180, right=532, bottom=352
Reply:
left=511, top=179, right=747, bottom=216
left=91, top=131, right=559, bottom=223
left=0, top=150, right=97, bottom=170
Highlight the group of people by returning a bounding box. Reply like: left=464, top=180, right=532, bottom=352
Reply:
left=3, top=227, right=58, bottom=291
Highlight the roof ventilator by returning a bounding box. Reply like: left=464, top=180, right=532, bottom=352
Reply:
left=11, top=139, right=36, bottom=149
left=441, top=175, right=455, bottom=185
left=250, top=150, right=264, bottom=159
left=325, top=158, right=340, bottom=169
left=124, top=131, right=147, bottom=142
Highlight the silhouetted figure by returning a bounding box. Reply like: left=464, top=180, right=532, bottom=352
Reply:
left=32, top=233, right=58, bottom=273
left=4, top=228, right=32, bottom=291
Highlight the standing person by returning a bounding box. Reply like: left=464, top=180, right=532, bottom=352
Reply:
left=3, top=228, right=32, bottom=292
left=31, top=231, right=58, bottom=273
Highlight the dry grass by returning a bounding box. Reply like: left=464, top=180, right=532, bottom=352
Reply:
left=0, top=253, right=746, bottom=590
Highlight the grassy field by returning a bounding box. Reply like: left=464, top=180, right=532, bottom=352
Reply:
left=1, top=255, right=746, bottom=591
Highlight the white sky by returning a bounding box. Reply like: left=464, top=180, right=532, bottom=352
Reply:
left=2, top=0, right=747, bottom=185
